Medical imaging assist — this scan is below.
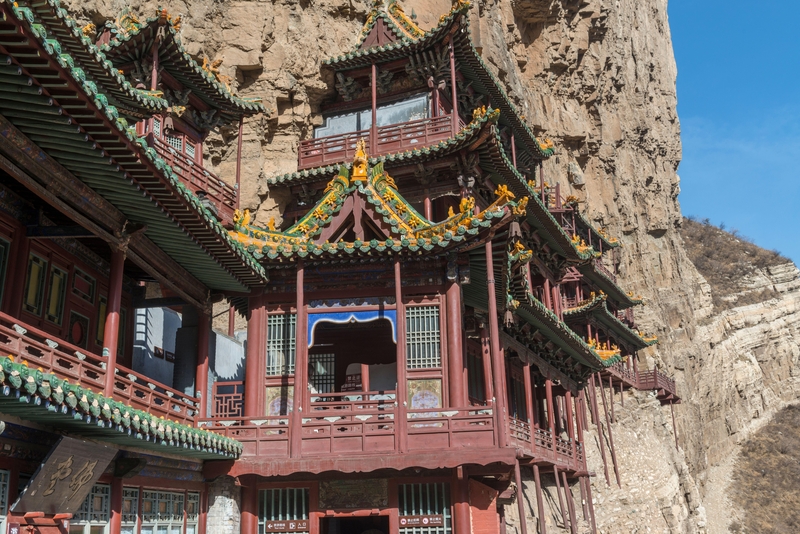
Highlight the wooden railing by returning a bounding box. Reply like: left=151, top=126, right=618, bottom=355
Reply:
left=297, top=115, right=457, bottom=170
left=149, top=135, right=237, bottom=224
left=606, top=362, right=639, bottom=387
left=0, top=312, right=198, bottom=424
left=214, top=381, right=244, bottom=419
left=509, top=420, right=585, bottom=470
left=639, top=369, right=677, bottom=396
left=309, top=390, right=396, bottom=413
left=594, top=258, right=617, bottom=283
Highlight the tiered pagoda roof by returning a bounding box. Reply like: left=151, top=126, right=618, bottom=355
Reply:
left=563, top=293, right=657, bottom=353
left=0, top=0, right=268, bottom=299
left=99, top=8, right=267, bottom=124
left=230, top=140, right=526, bottom=263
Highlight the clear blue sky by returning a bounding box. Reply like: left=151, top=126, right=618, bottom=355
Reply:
left=669, top=1, right=800, bottom=263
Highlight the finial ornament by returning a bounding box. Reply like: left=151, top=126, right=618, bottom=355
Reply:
left=351, top=139, right=369, bottom=182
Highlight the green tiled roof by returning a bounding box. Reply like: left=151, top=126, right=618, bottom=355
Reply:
left=0, top=1, right=267, bottom=292
left=563, top=293, right=657, bottom=352
left=0, top=356, right=241, bottom=459
left=577, top=261, right=643, bottom=310
left=570, top=205, right=621, bottom=250
left=100, top=11, right=267, bottom=124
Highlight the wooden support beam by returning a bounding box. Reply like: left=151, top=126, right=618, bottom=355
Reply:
left=514, top=460, right=528, bottom=534
left=584, top=476, right=598, bottom=534
left=25, top=225, right=93, bottom=238
left=532, top=465, right=547, bottom=534
left=578, top=476, right=589, bottom=522
left=671, top=400, right=679, bottom=449
left=609, top=375, right=615, bottom=422
left=589, top=374, right=610, bottom=486
left=553, top=466, right=569, bottom=530
left=562, top=471, right=578, bottom=534
left=598, top=374, right=621, bottom=488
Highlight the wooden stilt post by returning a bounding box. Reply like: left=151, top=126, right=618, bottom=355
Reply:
left=619, top=380, right=624, bottom=407
left=578, top=477, right=589, bottom=521
left=102, top=249, right=125, bottom=397
left=609, top=376, right=615, bottom=423
left=585, top=476, right=598, bottom=534
left=671, top=400, right=679, bottom=449
left=514, top=460, right=529, bottom=534
left=562, top=471, right=578, bottom=534
left=532, top=465, right=547, bottom=534
left=552, top=466, right=569, bottom=530
left=599, top=374, right=621, bottom=488
left=589, top=375, right=610, bottom=486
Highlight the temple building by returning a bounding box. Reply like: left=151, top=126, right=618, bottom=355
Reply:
left=0, top=1, right=678, bottom=534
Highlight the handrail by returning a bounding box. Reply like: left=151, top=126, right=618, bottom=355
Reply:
left=639, top=369, right=677, bottom=394
left=0, top=311, right=198, bottom=424
left=149, top=135, right=237, bottom=224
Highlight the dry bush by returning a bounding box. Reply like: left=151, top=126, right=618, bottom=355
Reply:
left=730, top=405, right=800, bottom=533
left=680, top=217, right=787, bottom=310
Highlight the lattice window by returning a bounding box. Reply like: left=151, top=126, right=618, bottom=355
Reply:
left=0, top=469, right=9, bottom=516
left=309, top=353, right=335, bottom=394
left=398, top=482, right=452, bottom=534
left=153, top=118, right=161, bottom=137
left=166, top=133, right=183, bottom=152
left=186, top=492, right=200, bottom=534
left=267, top=313, right=297, bottom=376
left=185, top=141, right=196, bottom=160
left=73, top=483, right=110, bottom=524
left=406, top=306, right=441, bottom=369
left=258, top=488, right=309, bottom=533
left=141, top=490, right=185, bottom=534
left=122, top=487, right=139, bottom=526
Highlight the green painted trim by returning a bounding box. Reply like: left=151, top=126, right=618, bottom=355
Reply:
left=0, top=356, right=242, bottom=458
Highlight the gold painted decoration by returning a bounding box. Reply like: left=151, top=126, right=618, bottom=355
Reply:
left=350, top=139, right=369, bottom=182
left=81, top=23, right=96, bottom=37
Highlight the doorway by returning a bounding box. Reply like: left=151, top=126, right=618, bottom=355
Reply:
left=319, top=516, right=390, bottom=534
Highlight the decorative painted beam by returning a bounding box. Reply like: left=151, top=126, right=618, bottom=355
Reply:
left=25, top=224, right=94, bottom=238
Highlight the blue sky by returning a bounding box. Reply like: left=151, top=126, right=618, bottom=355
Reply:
left=669, top=1, right=800, bottom=262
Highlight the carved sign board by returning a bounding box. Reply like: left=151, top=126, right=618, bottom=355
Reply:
left=11, top=436, right=117, bottom=514
left=263, top=519, right=309, bottom=532
left=399, top=515, right=444, bottom=527
left=319, top=479, right=388, bottom=509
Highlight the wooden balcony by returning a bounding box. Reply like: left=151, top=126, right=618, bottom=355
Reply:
left=508, top=418, right=585, bottom=472
left=603, top=361, right=639, bottom=389
left=149, top=134, right=237, bottom=225
left=639, top=369, right=680, bottom=404
left=0, top=312, right=199, bottom=424
left=297, top=115, right=457, bottom=170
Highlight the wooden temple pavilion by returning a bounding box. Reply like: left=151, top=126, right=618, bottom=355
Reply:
left=0, top=0, right=679, bottom=533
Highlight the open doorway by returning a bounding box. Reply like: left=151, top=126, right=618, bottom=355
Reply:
left=319, top=516, right=390, bottom=534
left=308, top=317, right=397, bottom=411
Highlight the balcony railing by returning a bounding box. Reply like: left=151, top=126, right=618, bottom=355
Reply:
left=149, top=134, right=237, bottom=225
left=605, top=361, right=638, bottom=388
left=214, top=381, right=244, bottom=419
left=594, top=258, right=617, bottom=283
left=0, top=312, right=198, bottom=424
left=508, top=418, right=585, bottom=470
left=639, top=369, right=677, bottom=397
left=297, top=115, right=458, bottom=170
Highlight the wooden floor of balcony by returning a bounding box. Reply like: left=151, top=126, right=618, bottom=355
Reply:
left=0, top=312, right=199, bottom=425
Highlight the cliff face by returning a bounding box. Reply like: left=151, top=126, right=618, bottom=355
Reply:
left=59, top=0, right=800, bottom=531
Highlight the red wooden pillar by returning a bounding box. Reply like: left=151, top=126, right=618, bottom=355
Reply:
left=565, top=390, right=576, bottom=460
left=545, top=378, right=556, bottom=452
left=523, top=364, right=534, bottom=426
left=424, top=196, right=432, bottom=220
left=241, top=483, right=259, bottom=534
left=228, top=306, right=236, bottom=337
left=532, top=464, right=547, bottom=534
left=514, top=460, right=529, bottom=534
left=449, top=42, right=458, bottom=132
left=235, top=116, right=244, bottom=210
left=479, top=327, right=494, bottom=402
left=199, top=484, right=209, bottom=534
left=103, top=249, right=125, bottom=398
left=485, top=240, right=508, bottom=447
left=453, top=467, right=471, bottom=534
left=446, top=281, right=465, bottom=407
left=150, top=38, right=160, bottom=91
left=394, top=259, right=408, bottom=452
left=109, top=477, right=123, bottom=534
left=195, top=310, right=210, bottom=418
left=244, top=295, right=264, bottom=418
left=370, top=63, right=378, bottom=152
left=290, top=262, right=307, bottom=458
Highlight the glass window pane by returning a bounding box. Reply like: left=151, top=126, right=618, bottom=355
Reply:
left=314, top=112, right=359, bottom=138
left=376, top=94, right=429, bottom=126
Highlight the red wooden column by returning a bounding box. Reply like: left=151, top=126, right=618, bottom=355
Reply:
left=446, top=281, right=465, bottom=407
left=565, top=390, right=576, bottom=460
left=514, top=460, right=529, bottom=534
left=109, top=476, right=123, bottom=534
left=103, top=249, right=125, bottom=397
left=195, top=310, right=210, bottom=418
left=394, top=259, right=408, bottom=452
left=453, top=467, right=471, bottom=534
left=370, top=64, right=378, bottom=151
left=523, top=364, right=534, bottom=428
left=244, top=294, right=265, bottom=417
left=532, top=465, right=547, bottom=534
left=479, top=327, right=494, bottom=402
left=290, top=262, right=307, bottom=458
left=241, top=480, right=259, bottom=534
left=485, top=240, right=508, bottom=447
left=545, top=378, right=556, bottom=452
left=228, top=306, right=236, bottom=337
left=449, top=42, right=458, bottom=133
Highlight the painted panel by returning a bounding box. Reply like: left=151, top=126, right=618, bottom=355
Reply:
left=318, top=479, right=388, bottom=510
left=308, top=310, right=397, bottom=347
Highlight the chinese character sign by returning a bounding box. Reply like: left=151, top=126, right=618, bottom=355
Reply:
left=11, top=436, right=116, bottom=514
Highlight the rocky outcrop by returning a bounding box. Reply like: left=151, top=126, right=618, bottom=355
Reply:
left=59, top=0, right=800, bottom=531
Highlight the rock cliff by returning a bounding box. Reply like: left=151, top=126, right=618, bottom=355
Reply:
left=60, top=0, right=800, bottom=531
